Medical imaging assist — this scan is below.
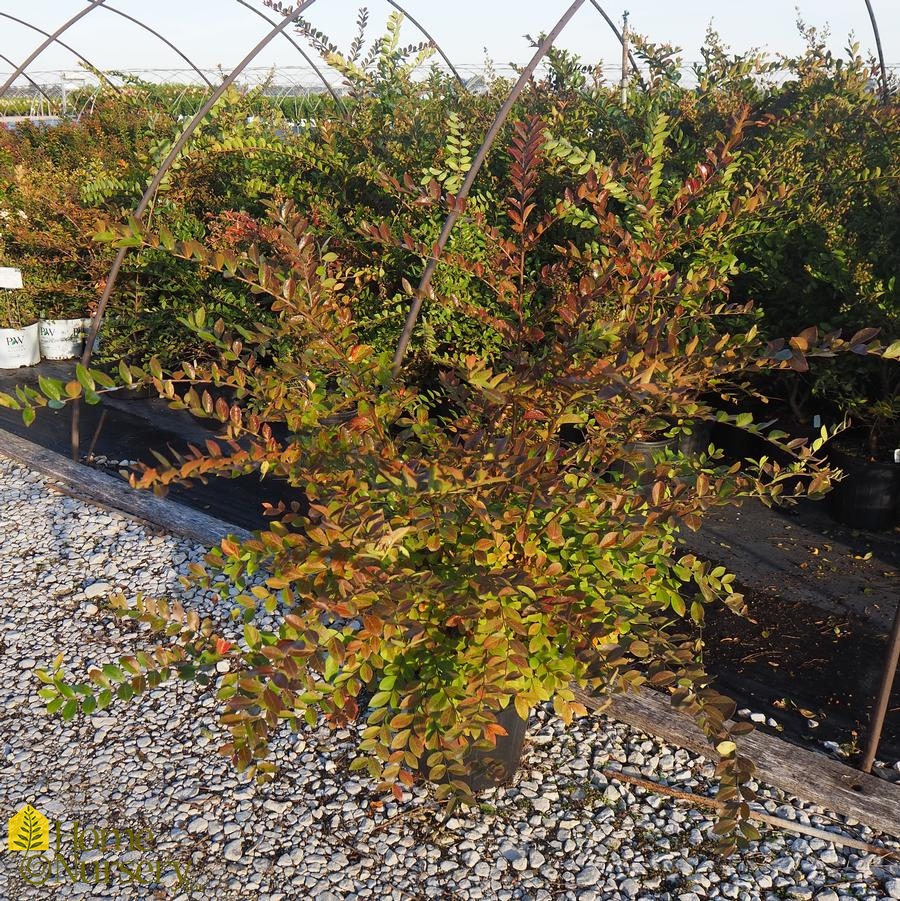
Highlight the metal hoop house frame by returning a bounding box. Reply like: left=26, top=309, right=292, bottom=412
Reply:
left=0, top=12, right=120, bottom=93
left=0, top=53, right=58, bottom=107
left=0, top=1, right=895, bottom=773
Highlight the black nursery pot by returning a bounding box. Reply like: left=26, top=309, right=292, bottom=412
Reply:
left=676, top=420, right=714, bottom=457
left=611, top=437, right=678, bottom=483
left=417, top=704, right=529, bottom=793
left=826, top=444, right=900, bottom=531
left=462, top=704, right=529, bottom=792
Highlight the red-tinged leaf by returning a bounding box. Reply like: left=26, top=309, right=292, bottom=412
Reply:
left=484, top=721, right=509, bottom=739
left=849, top=327, right=879, bottom=346
left=790, top=352, right=809, bottom=372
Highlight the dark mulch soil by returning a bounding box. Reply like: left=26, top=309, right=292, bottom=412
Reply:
left=704, top=584, right=900, bottom=768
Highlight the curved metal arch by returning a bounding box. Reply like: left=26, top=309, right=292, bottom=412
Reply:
left=392, top=0, right=589, bottom=374
left=384, top=1, right=466, bottom=90
left=0, top=12, right=121, bottom=96
left=0, top=1, right=111, bottom=101
left=863, top=0, right=889, bottom=104
left=0, top=53, right=57, bottom=108
left=233, top=0, right=345, bottom=110
left=72, top=0, right=322, bottom=457
left=102, top=4, right=214, bottom=88
left=588, top=0, right=645, bottom=89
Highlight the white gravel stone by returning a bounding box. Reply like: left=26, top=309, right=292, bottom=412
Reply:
left=576, top=865, right=602, bottom=886
left=223, top=839, right=244, bottom=861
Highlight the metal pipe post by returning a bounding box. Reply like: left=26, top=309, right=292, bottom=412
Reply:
left=391, top=0, right=589, bottom=377
left=863, top=0, right=890, bottom=104
left=860, top=597, right=900, bottom=773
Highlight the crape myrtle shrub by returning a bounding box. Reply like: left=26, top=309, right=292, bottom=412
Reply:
left=4, top=15, right=898, bottom=851
left=0, top=94, right=156, bottom=318
left=10, top=109, right=887, bottom=850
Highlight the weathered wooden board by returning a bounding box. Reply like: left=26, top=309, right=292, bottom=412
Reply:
left=0, top=430, right=250, bottom=547
left=573, top=685, right=900, bottom=839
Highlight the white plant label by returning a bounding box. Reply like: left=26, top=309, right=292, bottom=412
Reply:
left=0, top=267, right=23, bottom=290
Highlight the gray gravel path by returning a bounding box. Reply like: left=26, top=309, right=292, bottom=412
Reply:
left=1, top=455, right=898, bottom=901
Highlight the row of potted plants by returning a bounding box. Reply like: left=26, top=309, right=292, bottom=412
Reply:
left=0, top=268, right=95, bottom=368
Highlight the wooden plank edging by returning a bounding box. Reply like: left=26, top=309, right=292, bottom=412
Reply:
left=573, top=686, right=900, bottom=839
left=0, top=430, right=250, bottom=547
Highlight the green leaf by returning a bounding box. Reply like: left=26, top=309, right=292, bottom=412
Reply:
left=0, top=391, right=21, bottom=410
left=244, top=624, right=261, bottom=649
left=75, top=363, right=95, bottom=392
left=118, top=360, right=135, bottom=386
left=102, top=664, right=125, bottom=683
left=38, top=376, right=62, bottom=402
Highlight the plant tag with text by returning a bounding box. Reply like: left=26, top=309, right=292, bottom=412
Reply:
left=0, top=268, right=23, bottom=290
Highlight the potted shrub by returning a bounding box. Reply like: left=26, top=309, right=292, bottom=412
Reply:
left=38, top=294, right=97, bottom=361
left=0, top=266, right=40, bottom=368
left=824, top=385, right=900, bottom=531
left=0, top=152, right=110, bottom=362
left=12, top=119, right=876, bottom=851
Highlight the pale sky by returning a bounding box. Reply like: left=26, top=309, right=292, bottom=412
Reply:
left=1, top=1, right=896, bottom=84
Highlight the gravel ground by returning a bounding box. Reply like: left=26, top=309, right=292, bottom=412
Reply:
left=1, top=455, right=899, bottom=901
